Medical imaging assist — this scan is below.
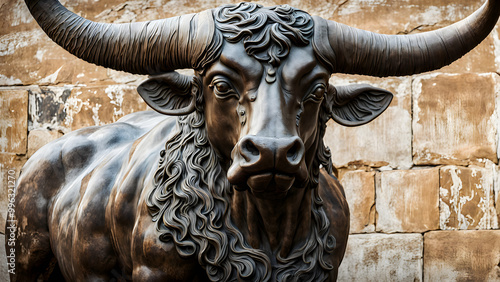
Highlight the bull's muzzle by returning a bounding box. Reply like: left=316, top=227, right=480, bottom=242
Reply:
left=227, top=135, right=309, bottom=198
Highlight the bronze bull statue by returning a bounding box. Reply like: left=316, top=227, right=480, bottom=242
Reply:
left=9, top=0, right=499, bottom=281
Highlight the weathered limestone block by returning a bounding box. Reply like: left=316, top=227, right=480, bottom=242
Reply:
left=27, top=128, right=64, bottom=158
left=424, top=230, right=500, bottom=281
left=325, top=76, right=412, bottom=169
left=339, top=170, right=375, bottom=233
left=0, top=153, right=28, bottom=232
left=338, top=233, right=423, bottom=282
left=66, top=85, right=150, bottom=130
left=28, top=86, right=71, bottom=131
left=376, top=168, right=440, bottom=233
left=29, top=85, right=149, bottom=132
left=0, top=88, right=28, bottom=154
left=440, top=166, right=497, bottom=230
left=336, top=0, right=482, bottom=33
left=413, top=73, right=499, bottom=165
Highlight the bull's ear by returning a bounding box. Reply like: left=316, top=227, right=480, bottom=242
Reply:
left=137, top=71, right=197, bottom=116
left=326, top=83, right=393, bottom=127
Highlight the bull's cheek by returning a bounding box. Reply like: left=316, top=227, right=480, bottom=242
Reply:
left=204, top=101, right=240, bottom=161
left=296, top=162, right=309, bottom=188
left=207, top=109, right=239, bottom=163
left=299, top=121, right=321, bottom=187
left=298, top=103, right=321, bottom=150
left=207, top=122, right=238, bottom=162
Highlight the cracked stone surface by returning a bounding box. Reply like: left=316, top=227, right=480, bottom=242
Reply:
left=28, top=85, right=149, bottom=132
left=338, top=233, right=423, bottom=282
left=440, top=166, right=498, bottom=230
left=376, top=168, right=440, bottom=233
left=0, top=88, right=28, bottom=154
left=424, top=230, right=500, bottom=281
left=413, top=73, right=499, bottom=166
left=339, top=170, right=376, bottom=233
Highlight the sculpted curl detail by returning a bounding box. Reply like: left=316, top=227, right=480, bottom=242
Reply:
left=146, top=93, right=271, bottom=280
left=214, top=3, right=314, bottom=67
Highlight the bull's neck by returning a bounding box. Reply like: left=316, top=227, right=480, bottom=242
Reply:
left=230, top=186, right=312, bottom=258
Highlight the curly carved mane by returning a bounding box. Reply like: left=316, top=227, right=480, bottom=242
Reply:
left=146, top=107, right=271, bottom=281
left=146, top=3, right=337, bottom=281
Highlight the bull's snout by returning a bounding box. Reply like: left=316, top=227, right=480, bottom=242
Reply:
left=227, top=135, right=308, bottom=198
left=238, top=136, right=304, bottom=172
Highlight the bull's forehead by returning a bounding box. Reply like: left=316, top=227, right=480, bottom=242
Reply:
left=281, top=48, right=322, bottom=84
left=216, top=42, right=327, bottom=84
left=219, top=43, right=262, bottom=77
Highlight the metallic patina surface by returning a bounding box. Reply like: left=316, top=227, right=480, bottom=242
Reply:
left=8, top=0, right=500, bottom=281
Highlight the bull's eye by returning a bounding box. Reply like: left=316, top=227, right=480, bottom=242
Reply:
left=216, top=82, right=230, bottom=92
left=209, top=78, right=238, bottom=99
left=305, top=84, right=326, bottom=103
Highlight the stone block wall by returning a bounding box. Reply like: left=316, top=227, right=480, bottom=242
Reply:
left=1, top=0, right=499, bottom=280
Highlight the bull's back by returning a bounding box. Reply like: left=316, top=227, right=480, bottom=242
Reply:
left=12, top=111, right=173, bottom=280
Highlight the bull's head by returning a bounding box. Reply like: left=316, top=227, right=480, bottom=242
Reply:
left=26, top=0, right=500, bottom=199
left=135, top=5, right=398, bottom=199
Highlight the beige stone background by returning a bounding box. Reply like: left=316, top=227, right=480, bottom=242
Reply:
left=1, top=0, right=500, bottom=280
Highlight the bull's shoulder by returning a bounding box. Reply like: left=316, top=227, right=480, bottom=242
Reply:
left=18, top=111, right=170, bottom=198
left=317, top=169, right=349, bottom=225
left=318, top=169, right=347, bottom=205
left=317, top=169, right=350, bottom=271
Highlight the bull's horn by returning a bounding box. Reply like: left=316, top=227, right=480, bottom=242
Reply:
left=25, top=0, right=215, bottom=75
left=313, top=0, right=499, bottom=76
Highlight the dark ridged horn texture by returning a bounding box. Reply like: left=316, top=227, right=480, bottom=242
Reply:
left=25, top=0, right=215, bottom=74
left=313, top=0, right=500, bottom=77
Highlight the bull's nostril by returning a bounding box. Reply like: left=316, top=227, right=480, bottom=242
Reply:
left=244, top=140, right=259, bottom=156
left=235, top=136, right=274, bottom=170
left=286, top=141, right=301, bottom=161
